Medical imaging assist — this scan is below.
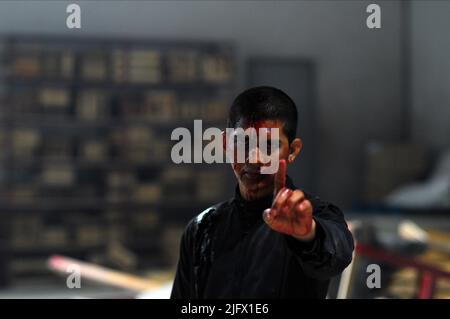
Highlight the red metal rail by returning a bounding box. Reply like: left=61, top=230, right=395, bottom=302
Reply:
left=355, top=243, right=450, bottom=299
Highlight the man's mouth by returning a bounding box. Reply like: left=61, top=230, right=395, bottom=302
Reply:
left=242, top=168, right=265, bottom=181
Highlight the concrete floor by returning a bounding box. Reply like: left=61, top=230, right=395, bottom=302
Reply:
left=0, top=212, right=448, bottom=299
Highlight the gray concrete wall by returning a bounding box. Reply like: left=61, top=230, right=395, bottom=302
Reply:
left=411, top=1, right=450, bottom=151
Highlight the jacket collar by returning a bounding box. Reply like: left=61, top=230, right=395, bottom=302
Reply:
left=233, top=175, right=297, bottom=219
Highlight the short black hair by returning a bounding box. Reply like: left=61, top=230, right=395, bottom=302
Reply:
left=227, top=86, right=298, bottom=143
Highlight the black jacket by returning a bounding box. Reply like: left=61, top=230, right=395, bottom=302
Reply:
left=171, top=176, right=354, bottom=299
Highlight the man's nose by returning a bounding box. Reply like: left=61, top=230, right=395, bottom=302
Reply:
left=248, top=146, right=270, bottom=165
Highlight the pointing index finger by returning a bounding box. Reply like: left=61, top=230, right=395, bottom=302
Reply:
left=274, top=159, right=286, bottom=197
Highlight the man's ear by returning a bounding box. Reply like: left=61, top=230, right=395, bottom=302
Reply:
left=287, top=138, right=302, bottom=163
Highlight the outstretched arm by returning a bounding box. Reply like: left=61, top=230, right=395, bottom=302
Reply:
left=263, top=159, right=354, bottom=280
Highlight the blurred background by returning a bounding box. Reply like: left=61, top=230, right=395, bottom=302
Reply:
left=0, top=0, right=448, bottom=299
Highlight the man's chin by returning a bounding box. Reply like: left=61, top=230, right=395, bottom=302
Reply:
left=242, top=171, right=268, bottom=182
left=246, top=188, right=272, bottom=201
left=240, top=180, right=272, bottom=198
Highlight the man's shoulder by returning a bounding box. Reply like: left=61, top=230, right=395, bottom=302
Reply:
left=184, top=199, right=233, bottom=235
left=300, top=190, right=346, bottom=223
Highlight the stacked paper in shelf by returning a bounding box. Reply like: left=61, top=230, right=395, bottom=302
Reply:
left=40, top=163, right=75, bottom=187
left=10, top=185, right=37, bottom=204
left=113, top=49, right=161, bottom=84
left=201, top=54, right=233, bottom=83
left=177, top=96, right=228, bottom=122
left=203, top=98, right=228, bottom=121
left=106, top=170, right=136, bottom=202
left=2, top=37, right=235, bottom=281
left=9, top=258, right=50, bottom=276
left=76, top=90, right=108, bottom=121
left=167, top=49, right=198, bottom=83
left=42, top=50, right=74, bottom=78
left=12, top=128, right=41, bottom=157
left=39, top=87, right=70, bottom=113
left=82, top=51, right=107, bottom=80
left=40, top=226, right=69, bottom=248
left=130, top=211, right=160, bottom=229
left=142, top=91, right=177, bottom=121
left=178, top=98, right=201, bottom=120
left=112, top=49, right=127, bottom=83
left=132, top=183, right=161, bottom=204
left=13, top=55, right=41, bottom=77
left=80, top=139, right=108, bottom=162
left=77, top=223, right=106, bottom=247
left=10, top=215, right=42, bottom=249
left=12, top=48, right=74, bottom=79
left=107, top=171, right=137, bottom=188
left=60, top=51, right=75, bottom=78
left=129, top=49, right=161, bottom=83
left=121, top=127, right=154, bottom=163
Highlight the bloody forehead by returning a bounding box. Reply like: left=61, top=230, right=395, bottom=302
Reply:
left=246, top=120, right=266, bottom=130
left=238, top=119, right=283, bottom=130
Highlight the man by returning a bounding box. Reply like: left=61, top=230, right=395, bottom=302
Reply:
left=171, top=86, right=354, bottom=298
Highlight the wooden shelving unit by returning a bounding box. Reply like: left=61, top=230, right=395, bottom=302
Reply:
left=0, top=35, right=235, bottom=283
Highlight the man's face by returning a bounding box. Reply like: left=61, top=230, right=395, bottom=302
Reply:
left=230, top=119, right=291, bottom=201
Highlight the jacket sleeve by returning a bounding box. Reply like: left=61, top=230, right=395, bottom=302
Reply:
left=170, top=221, right=196, bottom=299
left=285, top=197, right=354, bottom=280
